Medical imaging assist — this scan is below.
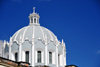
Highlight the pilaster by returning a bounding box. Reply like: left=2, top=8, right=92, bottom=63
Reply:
left=18, top=36, right=22, bottom=61
left=62, top=47, right=65, bottom=67
left=45, top=45, right=48, bottom=65
left=31, top=24, right=35, bottom=66
left=56, top=45, right=58, bottom=67
left=45, top=35, right=48, bottom=65
left=18, top=43, right=22, bottom=61
left=9, top=37, right=12, bottom=60
left=31, top=38, right=35, bottom=67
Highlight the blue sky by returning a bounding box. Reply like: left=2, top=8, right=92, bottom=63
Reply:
left=0, top=0, right=100, bottom=67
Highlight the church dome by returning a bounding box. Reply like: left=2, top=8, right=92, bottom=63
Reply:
left=12, top=24, right=58, bottom=44
left=11, top=8, right=58, bottom=45
left=8, top=8, right=66, bottom=67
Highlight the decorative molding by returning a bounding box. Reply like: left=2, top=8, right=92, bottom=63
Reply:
left=39, top=26, right=45, bottom=43
left=22, top=26, right=29, bottom=43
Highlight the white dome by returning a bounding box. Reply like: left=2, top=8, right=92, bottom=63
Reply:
left=12, top=24, right=58, bottom=44
left=7, top=8, right=66, bottom=67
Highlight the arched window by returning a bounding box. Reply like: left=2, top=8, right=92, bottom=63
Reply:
left=49, top=52, right=52, bottom=64
left=25, top=51, right=29, bottom=63
left=15, top=52, right=18, bottom=62
left=34, top=18, right=36, bottom=23
left=37, top=51, right=41, bottom=63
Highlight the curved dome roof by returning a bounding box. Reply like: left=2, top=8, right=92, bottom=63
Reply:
left=12, top=24, right=58, bottom=44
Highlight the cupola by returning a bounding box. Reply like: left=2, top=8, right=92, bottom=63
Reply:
left=29, top=7, right=40, bottom=25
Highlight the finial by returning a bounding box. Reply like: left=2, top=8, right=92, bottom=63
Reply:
left=33, top=7, right=36, bottom=13
left=62, top=39, right=64, bottom=44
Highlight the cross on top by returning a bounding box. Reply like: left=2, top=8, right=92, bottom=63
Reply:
left=33, top=7, right=36, bottom=13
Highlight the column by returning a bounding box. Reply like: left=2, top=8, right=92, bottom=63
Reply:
left=62, top=48, right=65, bottom=67
left=18, top=44, right=22, bottom=61
left=64, top=49, right=66, bottom=66
left=33, top=17, right=34, bottom=23
left=31, top=41, right=35, bottom=66
left=9, top=38, right=12, bottom=60
left=36, top=17, right=37, bottom=24
left=9, top=45, right=11, bottom=59
left=45, top=45, right=48, bottom=65
left=56, top=46, right=58, bottom=67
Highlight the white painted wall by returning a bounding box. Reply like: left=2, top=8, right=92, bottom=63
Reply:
left=7, top=39, right=66, bottom=67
